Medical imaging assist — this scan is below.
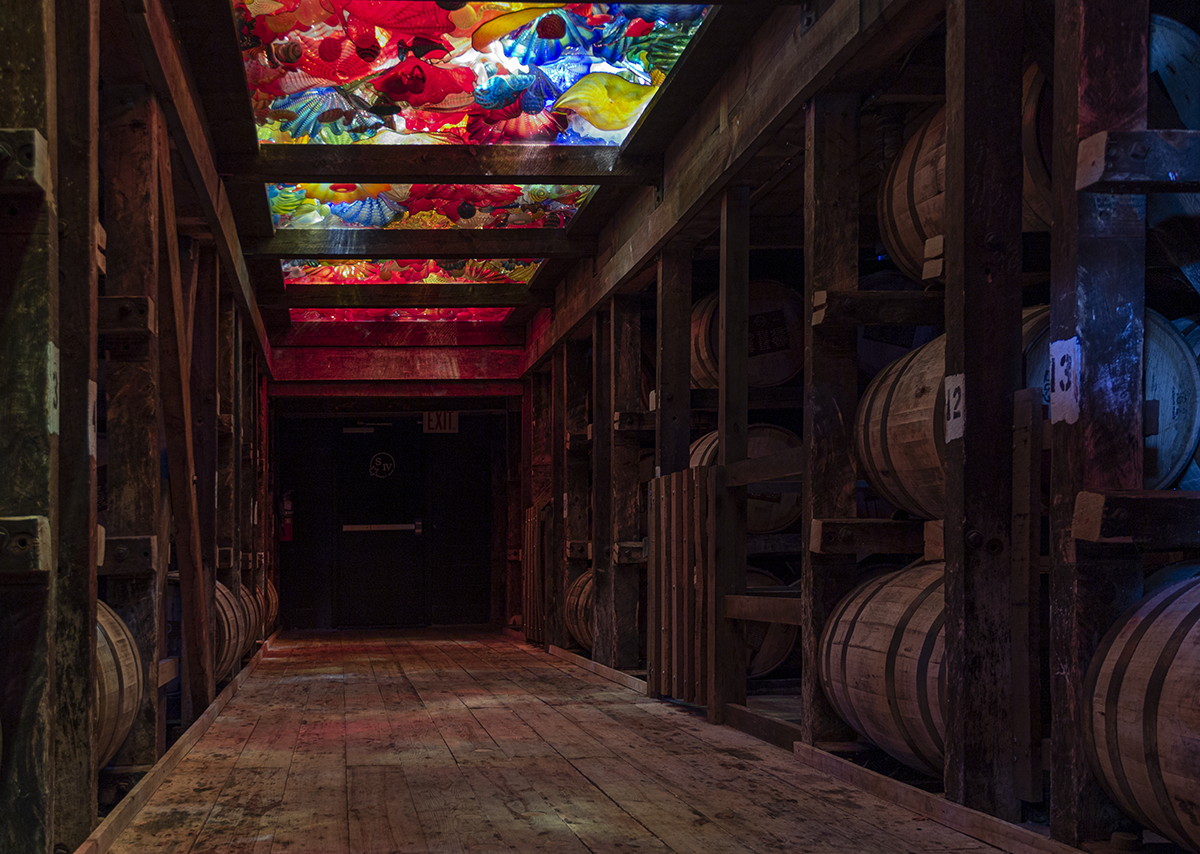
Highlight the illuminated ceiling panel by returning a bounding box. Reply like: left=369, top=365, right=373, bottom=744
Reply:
left=281, top=257, right=541, bottom=284
left=289, top=307, right=514, bottom=322
left=269, top=182, right=596, bottom=229
left=236, top=2, right=709, bottom=145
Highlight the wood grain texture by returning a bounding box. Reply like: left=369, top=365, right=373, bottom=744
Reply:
left=244, top=229, right=591, bottom=261
left=100, top=630, right=1018, bottom=854
left=942, top=0, right=1025, bottom=817
left=1048, top=0, right=1150, bottom=843
left=271, top=347, right=523, bottom=383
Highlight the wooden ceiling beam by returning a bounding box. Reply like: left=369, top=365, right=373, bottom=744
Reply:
left=220, top=146, right=659, bottom=186
left=259, top=284, right=550, bottom=309
left=271, top=346, right=523, bottom=382
left=120, top=0, right=273, bottom=371
left=268, top=380, right=523, bottom=399
left=244, top=229, right=592, bottom=260
left=519, top=0, right=946, bottom=374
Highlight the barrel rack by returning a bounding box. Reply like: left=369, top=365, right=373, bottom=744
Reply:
left=515, top=2, right=1200, bottom=853
left=0, top=58, right=280, bottom=854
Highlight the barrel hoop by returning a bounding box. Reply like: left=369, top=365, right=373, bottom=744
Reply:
left=916, top=610, right=946, bottom=759
left=96, top=615, right=116, bottom=760
left=1141, top=591, right=1200, bottom=845
left=905, top=119, right=933, bottom=251
left=884, top=575, right=945, bottom=775
left=873, top=348, right=932, bottom=518
left=1095, top=579, right=1200, bottom=830
left=831, top=573, right=903, bottom=739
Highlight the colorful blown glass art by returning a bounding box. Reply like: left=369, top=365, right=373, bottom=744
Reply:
left=289, top=307, right=514, bottom=322
left=237, top=1, right=708, bottom=145
left=268, top=182, right=595, bottom=229
left=281, top=257, right=541, bottom=285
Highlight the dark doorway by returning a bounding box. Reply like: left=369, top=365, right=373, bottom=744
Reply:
left=334, top=422, right=427, bottom=628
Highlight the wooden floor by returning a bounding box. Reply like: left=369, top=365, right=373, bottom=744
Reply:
left=108, top=630, right=1003, bottom=854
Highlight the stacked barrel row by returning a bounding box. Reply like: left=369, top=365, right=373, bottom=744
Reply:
left=818, top=562, right=1200, bottom=852
left=170, top=574, right=279, bottom=681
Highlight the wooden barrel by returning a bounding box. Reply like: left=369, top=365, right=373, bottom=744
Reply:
left=856, top=307, right=1200, bottom=519
left=565, top=569, right=595, bottom=651
left=819, top=562, right=946, bottom=776
left=264, top=578, right=279, bottom=632
left=213, top=580, right=248, bottom=680
left=238, top=583, right=261, bottom=659
left=1023, top=308, right=1200, bottom=491
left=690, top=280, right=805, bottom=389
left=95, top=600, right=144, bottom=769
left=878, top=64, right=1052, bottom=282
left=1172, top=316, right=1200, bottom=490
left=690, top=425, right=803, bottom=533
left=744, top=567, right=798, bottom=678
left=1084, top=577, right=1200, bottom=852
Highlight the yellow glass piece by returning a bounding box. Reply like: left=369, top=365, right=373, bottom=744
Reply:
left=470, top=4, right=564, bottom=51
left=553, top=73, right=657, bottom=131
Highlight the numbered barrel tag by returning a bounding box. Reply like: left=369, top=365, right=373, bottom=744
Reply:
left=1049, top=337, right=1081, bottom=424
left=944, top=373, right=965, bottom=442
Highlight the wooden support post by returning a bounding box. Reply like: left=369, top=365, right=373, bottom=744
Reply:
left=1049, top=0, right=1149, bottom=842
left=547, top=345, right=569, bottom=649
left=238, top=330, right=254, bottom=615
left=215, top=297, right=239, bottom=590
left=656, top=245, right=692, bottom=478
left=190, top=245, right=219, bottom=678
left=800, top=94, right=860, bottom=746
left=0, top=0, right=57, bottom=849
left=520, top=377, right=533, bottom=632
left=564, top=340, right=590, bottom=593
left=505, top=401, right=523, bottom=625
left=1011, top=389, right=1043, bottom=802
left=603, top=295, right=643, bottom=669
left=156, top=124, right=215, bottom=720
left=591, top=309, right=617, bottom=666
left=708, top=185, right=750, bottom=724
left=942, top=0, right=1025, bottom=819
left=101, top=89, right=163, bottom=772
left=53, top=0, right=99, bottom=843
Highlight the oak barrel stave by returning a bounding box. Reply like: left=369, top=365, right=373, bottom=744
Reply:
left=565, top=569, right=595, bottom=651
left=95, top=600, right=144, bottom=769
left=264, top=578, right=279, bottom=632
left=819, top=562, right=947, bottom=776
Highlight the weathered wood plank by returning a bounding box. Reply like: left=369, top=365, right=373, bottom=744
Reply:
left=656, top=245, right=692, bottom=478
left=809, top=519, right=926, bottom=555
left=157, top=126, right=215, bottom=718
left=547, top=346, right=570, bottom=650
left=268, top=380, right=523, bottom=399
left=1072, top=489, right=1200, bottom=547
left=708, top=186, right=750, bottom=724
left=215, top=297, right=239, bottom=590
left=1011, top=389, right=1043, bottom=802
left=724, top=596, right=805, bottom=626
left=1076, top=129, right=1200, bottom=193
left=244, top=229, right=592, bottom=261
left=259, top=284, right=550, bottom=309
left=812, top=290, right=945, bottom=327
left=53, top=0, right=99, bottom=840
left=607, top=296, right=642, bottom=669
left=221, top=145, right=658, bottom=185
left=1048, top=0, right=1150, bottom=844
left=270, top=347, right=523, bottom=383
left=724, top=446, right=807, bottom=488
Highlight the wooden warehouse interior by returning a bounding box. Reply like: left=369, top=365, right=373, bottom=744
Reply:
left=3, top=0, right=1200, bottom=852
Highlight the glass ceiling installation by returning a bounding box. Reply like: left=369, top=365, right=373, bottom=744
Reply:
left=290, top=307, right=515, bottom=322
left=237, top=1, right=709, bottom=145
left=269, top=182, right=596, bottom=229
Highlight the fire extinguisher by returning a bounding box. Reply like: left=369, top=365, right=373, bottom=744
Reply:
left=280, top=491, right=294, bottom=542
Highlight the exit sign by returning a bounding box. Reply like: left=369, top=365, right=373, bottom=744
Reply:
left=423, top=411, right=459, bottom=433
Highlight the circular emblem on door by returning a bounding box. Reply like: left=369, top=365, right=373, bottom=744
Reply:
left=369, top=452, right=396, bottom=478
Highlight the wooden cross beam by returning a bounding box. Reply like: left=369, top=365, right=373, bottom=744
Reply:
left=271, top=346, right=524, bottom=382
left=1077, top=129, right=1200, bottom=193
left=243, top=229, right=592, bottom=260
left=220, top=146, right=657, bottom=186
left=258, top=284, right=550, bottom=309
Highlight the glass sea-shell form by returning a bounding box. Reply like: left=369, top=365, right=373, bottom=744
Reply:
left=280, top=257, right=542, bottom=285
left=289, top=307, right=514, bottom=323
left=502, top=10, right=597, bottom=66
left=474, top=73, right=535, bottom=110
left=553, top=72, right=657, bottom=130
left=613, top=4, right=707, bottom=24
